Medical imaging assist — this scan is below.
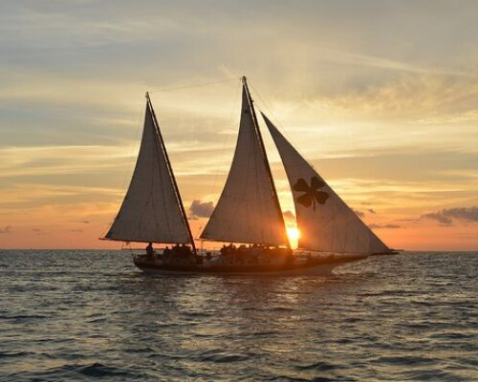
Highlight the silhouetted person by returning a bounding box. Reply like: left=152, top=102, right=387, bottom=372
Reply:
left=179, top=244, right=187, bottom=258
left=163, top=246, right=172, bottom=257
left=146, top=242, right=154, bottom=259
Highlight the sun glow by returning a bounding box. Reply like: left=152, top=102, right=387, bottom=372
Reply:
left=286, top=227, right=300, bottom=249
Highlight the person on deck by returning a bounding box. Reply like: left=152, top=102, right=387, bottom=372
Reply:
left=163, top=246, right=172, bottom=262
left=179, top=244, right=187, bottom=258
left=146, top=242, right=154, bottom=259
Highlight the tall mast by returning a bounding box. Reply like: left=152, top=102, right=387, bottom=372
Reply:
left=241, top=77, right=290, bottom=249
left=145, top=92, right=197, bottom=255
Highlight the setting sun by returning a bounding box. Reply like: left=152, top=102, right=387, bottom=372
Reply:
left=286, top=227, right=300, bottom=249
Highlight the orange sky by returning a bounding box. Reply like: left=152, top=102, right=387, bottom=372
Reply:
left=0, top=1, right=477, bottom=250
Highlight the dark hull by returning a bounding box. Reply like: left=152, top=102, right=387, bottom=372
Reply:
left=133, top=254, right=368, bottom=275
left=369, top=250, right=401, bottom=256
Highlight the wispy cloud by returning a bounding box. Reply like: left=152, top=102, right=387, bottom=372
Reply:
left=369, top=223, right=402, bottom=229
left=414, top=110, right=478, bottom=125
left=0, top=145, right=133, bottom=178
left=0, top=183, right=122, bottom=207
left=422, top=206, right=478, bottom=226
left=318, top=48, right=472, bottom=78
left=301, top=74, right=478, bottom=121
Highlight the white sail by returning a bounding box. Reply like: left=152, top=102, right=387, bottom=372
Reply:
left=105, top=99, right=191, bottom=244
left=200, top=82, right=288, bottom=246
left=263, top=113, right=391, bottom=254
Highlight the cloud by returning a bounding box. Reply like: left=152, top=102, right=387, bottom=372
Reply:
left=317, top=48, right=468, bottom=77
left=421, top=212, right=453, bottom=225
left=422, top=206, right=478, bottom=226
left=189, top=200, right=214, bottom=219
left=369, top=223, right=402, bottom=229
left=415, top=110, right=478, bottom=125
left=368, top=209, right=376, bottom=214
left=0, top=183, right=123, bottom=209
left=0, top=145, right=134, bottom=179
left=0, top=225, right=12, bottom=234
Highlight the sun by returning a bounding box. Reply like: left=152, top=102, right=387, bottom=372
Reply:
left=286, top=227, right=300, bottom=249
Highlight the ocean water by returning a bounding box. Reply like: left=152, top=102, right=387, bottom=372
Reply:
left=0, top=251, right=477, bottom=382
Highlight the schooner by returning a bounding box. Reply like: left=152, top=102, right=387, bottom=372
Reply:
left=104, top=77, right=393, bottom=275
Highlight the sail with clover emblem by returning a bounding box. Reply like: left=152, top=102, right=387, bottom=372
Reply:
left=200, top=77, right=289, bottom=247
left=262, top=113, right=391, bottom=254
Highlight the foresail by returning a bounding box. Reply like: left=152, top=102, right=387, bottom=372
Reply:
left=105, top=100, right=191, bottom=244
left=200, top=83, right=288, bottom=246
left=263, top=114, right=391, bottom=254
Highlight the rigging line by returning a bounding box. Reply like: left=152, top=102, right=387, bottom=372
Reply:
left=248, top=82, right=282, bottom=126
left=248, top=83, right=305, bottom=178
left=249, top=82, right=303, bottom=152
left=148, top=77, right=240, bottom=94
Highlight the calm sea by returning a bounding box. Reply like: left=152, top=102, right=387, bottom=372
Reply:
left=0, top=250, right=477, bottom=381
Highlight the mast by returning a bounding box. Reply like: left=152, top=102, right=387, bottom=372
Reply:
left=241, top=77, right=290, bottom=249
left=146, top=92, right=197, bottom=255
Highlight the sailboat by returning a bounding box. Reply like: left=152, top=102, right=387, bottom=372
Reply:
left=103, top=77, right=393, bottom=275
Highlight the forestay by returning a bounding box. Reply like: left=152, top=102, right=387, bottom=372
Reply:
left=105, top=99, right=191, bottom=244
left=201, top=84, right=288, bottom=246
left=263, top=113, right=391, bottom=254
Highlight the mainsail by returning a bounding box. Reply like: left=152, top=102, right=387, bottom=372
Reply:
left=105, top=94, right=193, bottom=245
left=201, top=78, right=289, bottom=246
left=262, top=113, right=391, bottom=254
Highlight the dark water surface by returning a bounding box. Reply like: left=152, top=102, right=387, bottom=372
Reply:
left=0, top=251, right=477, bottom=381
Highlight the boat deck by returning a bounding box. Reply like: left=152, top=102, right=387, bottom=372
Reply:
left=133, top=253, right=368, bottom=275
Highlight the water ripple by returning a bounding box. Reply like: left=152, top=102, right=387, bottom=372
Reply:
left=0, top=250, right=477, bottom=381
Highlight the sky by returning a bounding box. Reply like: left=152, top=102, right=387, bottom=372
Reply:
left=0, top=0, right=477, bottom=250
